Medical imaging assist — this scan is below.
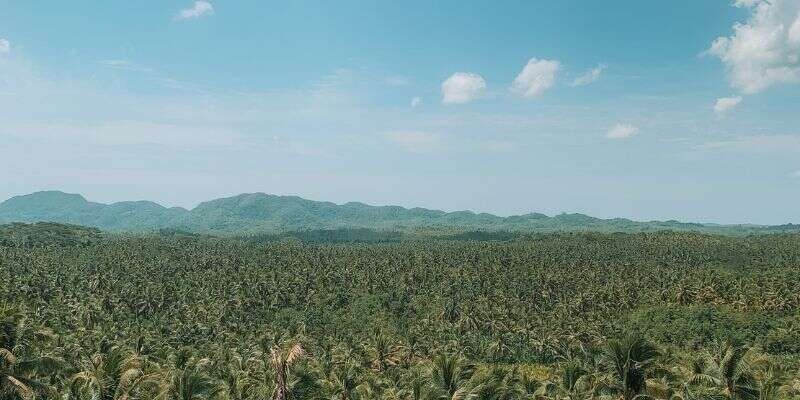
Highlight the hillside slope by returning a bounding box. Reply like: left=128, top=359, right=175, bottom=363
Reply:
left=0, top=190, right=796, bottom=235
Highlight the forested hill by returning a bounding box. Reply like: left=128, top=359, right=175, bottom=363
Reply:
left=0, top=190, right=797, bottom=235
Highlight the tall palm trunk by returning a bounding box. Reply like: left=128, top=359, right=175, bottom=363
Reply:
left=270, top=341, right=305, bottom=400
left=274, top=361, right=288, bottom=400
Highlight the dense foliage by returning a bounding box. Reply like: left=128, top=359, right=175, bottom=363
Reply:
left=0, top=223, right=104, bottom=248
left=3, top=224, right=800, bottom=399
left=3, top=191, right=799, bottom=235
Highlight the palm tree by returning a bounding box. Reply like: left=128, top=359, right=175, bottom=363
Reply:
left=472, top=367, right=526, bottom=400
left=0, top=348, right=57, bottom=400
left=72, top=343, right=147, bottom=400
left=267, top=339, right=307, bottom=400
left=215, top=351, right=257, bottom=400
left=556, top=362, right=592, bottom=399
left=319, top=363, right=362, bottom=400
left=152, top=348, right=218, bottom=400
left=692, top=344, right=757, bottom=400
left=247, top=335, right=316, bottom=400
left=0, top=308, right=62, bottom=400
left=428, top=353, right=476, bottom=400
left=364, top=331, right=401, bottom=373
left=398, top=335, right=424, bottom=369
left=156, top=365, right=217, bottom=400
left=604, top=335, right=659, bottom=400
left=282, top=365, right=320, bottom=400
left=402, top=367, right=428, bottom=400
left=777, top=369, right=800, bottom=398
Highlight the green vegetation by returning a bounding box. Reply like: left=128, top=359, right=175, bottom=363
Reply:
left=0, top=222, right=104, bottom=248
left=2, top=222, right=800, bottom=399
left=2, top=191, right=798, bottom=235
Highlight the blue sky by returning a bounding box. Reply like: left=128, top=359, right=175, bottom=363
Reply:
left=1, top=0, right=799, bottom=224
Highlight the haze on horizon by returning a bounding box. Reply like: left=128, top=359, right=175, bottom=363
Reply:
left=1, top=0, right=799, bottom=225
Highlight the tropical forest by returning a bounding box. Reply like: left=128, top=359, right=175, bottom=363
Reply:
left=2, top=221, right=800, bottom=399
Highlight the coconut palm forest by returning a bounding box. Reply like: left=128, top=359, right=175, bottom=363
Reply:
left=3, top=221, right=800, bottom=399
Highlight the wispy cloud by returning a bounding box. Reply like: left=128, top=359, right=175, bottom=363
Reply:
left=442, top=72, right=486, bottom=104
left=694, top=134, right=800, bottom=154
left=96, top=59, right=208, bottom=93
left=0, top=39, right=10, bottom=54
left=512, top=58, right=560, bottom=98
left=571, top=64, right=606, bottom=87
left=605, top=123, right=639, bottom=139
left=99, top=59, right=154, bottom=73
left=713, top=96, right=742, bottom=115
left=411, top=97, right=422, bottom=108
left=176, top=1, right=214, bottom=20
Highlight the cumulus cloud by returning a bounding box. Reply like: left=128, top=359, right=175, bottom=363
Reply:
left=411, top=97, right=422, bottom=108
left=571, top=64, right=606, bottom=87
left=605, top=123, right=639, bottom=140
left=0, top=39, right=10, bottom=54
left=512, top=58, right=560, bottom=98
left=384, top=131, right=441, bottom=153
left=441, top=72, right=486, bottom=104
left=708, top=0, right=800, bottom=93
left=714, top=96, right=743, bottom=114
left=176, top=1, right=214, bottom=20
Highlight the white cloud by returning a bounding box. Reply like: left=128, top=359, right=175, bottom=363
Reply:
left=714, top=96, right=743, bottom=114
left=735, top=0, right=761, bottom=7
left=411, top=97, right=422, bottom=108
left=441, top=72, right=486, bottom=104
left=176, top=1, right=214, bottom=20
left=0, top=39, right=10, bottom=54
left=384, top=131, right=441, bottom=153
left=708, top=0, right=800, bottom=93
left=791, top=170, right=800, bottom=178
left=512, top=58, right=560, bottom=98
left=605, top=123, right=639, bottom=139
left=571, top=64, right=606, bottom=87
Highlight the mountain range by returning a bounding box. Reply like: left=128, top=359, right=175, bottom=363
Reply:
left=0, top=190, right=797, bottom=235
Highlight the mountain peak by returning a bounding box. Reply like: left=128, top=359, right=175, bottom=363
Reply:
left=3, top=190, right=89, bottom=206
left=28, top=190, right=81, bottom=197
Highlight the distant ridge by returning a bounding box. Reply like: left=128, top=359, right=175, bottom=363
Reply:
left=0, top=190, right=796, bottom=235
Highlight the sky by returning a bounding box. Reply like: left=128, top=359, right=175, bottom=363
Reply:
left=1, top=0, right=799, bottom=224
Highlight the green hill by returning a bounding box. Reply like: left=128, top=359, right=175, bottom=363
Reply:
left=0, top=191, right=187, bottom=231
left=0, top=190, right=796, bottom=235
